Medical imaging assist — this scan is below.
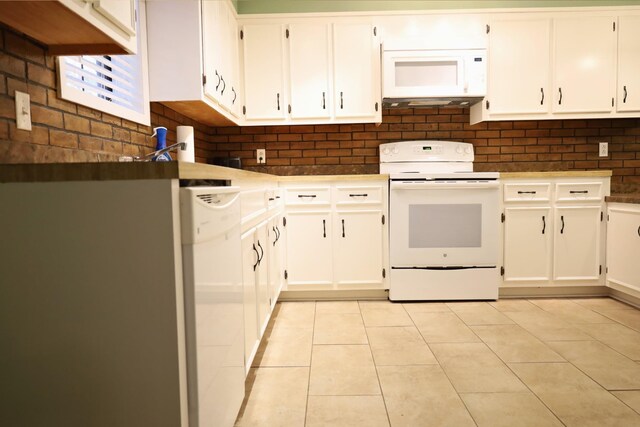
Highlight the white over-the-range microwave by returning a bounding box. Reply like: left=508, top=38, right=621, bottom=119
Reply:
left=382, top=49, right=487, bottom=107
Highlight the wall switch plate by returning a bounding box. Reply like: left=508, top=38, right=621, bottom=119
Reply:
left=256, top=149, right=266, bottom=164
left=599, top=142, right=608, bottom=157
left=15, top=91, right=32, bottom=131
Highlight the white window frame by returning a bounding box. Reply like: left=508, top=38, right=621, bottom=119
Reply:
left=58, top=0, right=150, bottom=126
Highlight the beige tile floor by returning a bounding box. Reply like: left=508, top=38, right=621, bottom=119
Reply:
left=235, top=297, right=640, bottom=427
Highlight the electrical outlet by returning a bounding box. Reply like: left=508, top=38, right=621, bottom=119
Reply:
left=256, top=149, right=266, bottom=164
left=15, top=91, right=32, bottom=131
left=599, top=142, right=608, bottom=157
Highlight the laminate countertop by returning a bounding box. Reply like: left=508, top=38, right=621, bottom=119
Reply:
left=499, top=170, right=613, bottom=179
left=606, top=195, right=640, bottom=205
left=0, top=161, right=388, bottom=184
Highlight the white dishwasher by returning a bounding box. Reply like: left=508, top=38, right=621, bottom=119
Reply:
left=180, top=186, right=244, bottom=427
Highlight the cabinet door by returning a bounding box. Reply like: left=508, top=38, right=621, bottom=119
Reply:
left=333, top=22, right=380, bottom=119
left=553, top=206, right=601, bottom=280
left=242, top=24, right=286, bottom=120
left=202, top=0, right=224, bottom=104
left=334, top=210, right=384, bottom=287
left=255, top=224, right=270, bottom=335
left=288, top=23, right=331, bottom=119
left=241, top=230, right=259, bottom=370
left=90, top=0, right=136, bottom=36
left=487, top=19, right=550, bottom=115
left=606, top=207, right=640, bottom=291
left=553, top=16, right=616, bottom=113
left=225, top=5, right=241, bottom=117
left=503, top=207, right=552, bottom=281
left=285, top=211, right=333, bottom=287
left=617, top=15, right=640, bottom=113
left=268, top=215, right=283, bottom=307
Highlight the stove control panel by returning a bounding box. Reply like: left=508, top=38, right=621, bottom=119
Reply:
left=380, top=140, right=474, bottom=163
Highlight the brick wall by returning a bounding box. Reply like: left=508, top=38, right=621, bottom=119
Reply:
left=209, top=108, right=640, bottom=193
left=0, top=24, right=211, bottom=163
left=1, top=23, right=639, bottom=194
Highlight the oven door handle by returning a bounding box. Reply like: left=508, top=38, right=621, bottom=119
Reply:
left=390, top=181, right=500, bottom=190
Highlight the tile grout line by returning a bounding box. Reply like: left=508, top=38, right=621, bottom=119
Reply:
left=359, top=299, right=393, bottom=427
left=303, top=301, right=317, bottom=427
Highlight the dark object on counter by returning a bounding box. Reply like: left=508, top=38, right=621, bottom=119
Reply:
left=209, top=157, right=242, bottom=169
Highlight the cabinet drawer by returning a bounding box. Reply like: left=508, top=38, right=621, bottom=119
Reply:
left=335, top=186, right=383, bottom=205
left=555, top=182, right=603, bottom=202
left=504, top=183, right=551, bottom=202
left=285, top=187, right=331, bottom=206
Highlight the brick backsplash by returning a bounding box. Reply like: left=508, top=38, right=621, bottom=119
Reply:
left=209, top=109, right=640, bottom=193
left=1, top=23, right=639, bottom=194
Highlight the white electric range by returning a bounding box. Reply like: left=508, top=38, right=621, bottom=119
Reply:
left=380, top=140, right=500, bottom=301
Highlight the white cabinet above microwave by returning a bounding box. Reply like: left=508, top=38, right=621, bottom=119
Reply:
left=382, top=49, right=486, bottom=105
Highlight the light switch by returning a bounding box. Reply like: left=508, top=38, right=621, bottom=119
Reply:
left=15, top=91, right=32, bottom=131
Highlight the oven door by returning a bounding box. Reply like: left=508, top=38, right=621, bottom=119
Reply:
left=389, top=179, right=500, bottom=267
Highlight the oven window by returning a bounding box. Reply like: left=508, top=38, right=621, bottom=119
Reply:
left=409, top=204, right=482, bottom=248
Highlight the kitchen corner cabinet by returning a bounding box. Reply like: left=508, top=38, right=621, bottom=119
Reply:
left=0, top=0, right=137, bottom=54
left=240, top=18, right=381, bottom=125
left=501, top=177, right=609, bottom=287
left=147, top=0, right=240, bottom=126
left=552, top=16, right=616, bottom=114
left=282, top=180, right=388, bottom=291
left=202, top=0, right=242, bottom=118
left=606, top=204, right=640, bottom=294
left=617, top=15, right=640, bottom=113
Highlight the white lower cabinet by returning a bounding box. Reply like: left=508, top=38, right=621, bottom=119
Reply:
left=239, top=183, right=283, bottom=372
left=606, top=204, right=640, bottom=293
left=267, top=214, right=284, bottom=308
left=501, top=177, right=609, bottom=288
left=503, top=207, right=552, bottom=281
left=284, top=210, right=334, bottom=287
left=334, top=210, right=385, bottom=286
left=553, top=206, right=601, bottom=280
left=241, top=226, right=260, bottom=370
left=282, top=180, right=388, bottom=291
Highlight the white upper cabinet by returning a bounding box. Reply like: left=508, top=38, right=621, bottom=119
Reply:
left=90, top=0, right=136, bottom=36
left=552, top=16, right=616, bottom=114
left=242, top=24, right=286, bottom=121
left=288, top=23, right=331, bottom=119
left=333, top=22, right=381, bottom=119
left=203, top=1, right=241, bottom=117
left=0, top=0, right=137, bottom=54
left=617, top=15, right=640, bottom=112
left=147, top=0, right=240, bottom=126
left=486, top=18, right=550, bottom=115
